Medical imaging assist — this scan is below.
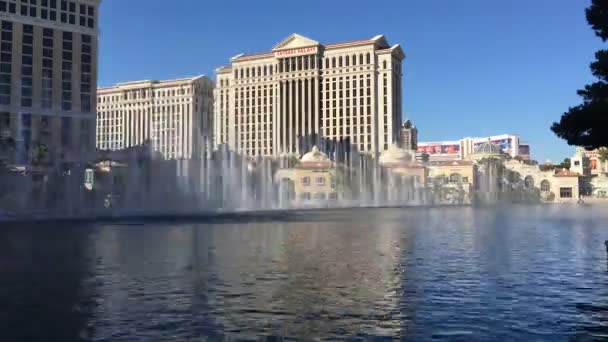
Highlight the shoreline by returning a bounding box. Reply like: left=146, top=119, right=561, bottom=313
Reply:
left=2, top=201, right=606, bottom=225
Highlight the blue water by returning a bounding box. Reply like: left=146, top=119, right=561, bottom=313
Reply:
left=1, top=205, right=607, bottom=341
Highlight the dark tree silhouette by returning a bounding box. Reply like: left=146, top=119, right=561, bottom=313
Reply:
left=551, top=0, right=608, bottom=149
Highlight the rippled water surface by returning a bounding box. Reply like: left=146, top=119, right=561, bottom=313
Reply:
left=1, top=206, right=608, bottom=341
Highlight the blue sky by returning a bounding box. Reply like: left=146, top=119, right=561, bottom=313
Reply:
left=98, top=0, right=601, bottom=162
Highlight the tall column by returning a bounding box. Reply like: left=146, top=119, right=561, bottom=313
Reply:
left=252, top=85, right=257, bottom=156
left=314, top=76, right=319, bottom=142
left=350, top=76, right=355, bottom=146
left=295, top=79, right=300, bottom=155
left=288, top=80, right=293, bottom=154
left=307, top=77, right=312, bottom=147
left=281, top=80, right=287, bottom=154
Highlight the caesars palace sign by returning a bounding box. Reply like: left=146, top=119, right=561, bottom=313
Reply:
left=275, top=46, right=318, bottom=58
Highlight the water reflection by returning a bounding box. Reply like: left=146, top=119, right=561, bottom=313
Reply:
left=0, top=223, right=97, bottom=341
left=1, top=206, right=608, bottom=340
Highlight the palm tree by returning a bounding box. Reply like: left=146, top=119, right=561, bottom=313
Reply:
left=32, top=143, right=48, bottom=166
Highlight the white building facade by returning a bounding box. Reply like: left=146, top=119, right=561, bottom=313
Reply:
left=214, top=34, right=405, bottom=157
left=96, top=76, right=214, bottom=160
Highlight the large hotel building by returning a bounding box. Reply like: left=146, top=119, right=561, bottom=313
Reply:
left=96, top=76, right=214, bottom=160
left=0, top=0, right=99, bottom=163
left=214, top=34, right=405, bottom=157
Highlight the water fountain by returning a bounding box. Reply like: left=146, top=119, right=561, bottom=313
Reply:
left=1, top=134, right=539, bottom=221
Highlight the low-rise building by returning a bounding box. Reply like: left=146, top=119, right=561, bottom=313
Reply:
left=379, top=144, right=427, bottom=187
left=504, top=159, right=581, bottom=203
left=428, top=160, right=476, bottom=196
left=293, top=146, right=337, bottom=204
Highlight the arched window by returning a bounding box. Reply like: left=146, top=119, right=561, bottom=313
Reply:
left=540, top=180, right=551, bottom=192
left=246, top=68, right=249, bottom=78
left=383, top=60, right=387, bottom=69
left=298, top=56, right=302, bottom=70
left=286, top=59, right=290, bottom=73
left=345, top=55, right=350, bottom=67
left=325, top=58, right=329, bottom=69
left=234, top=70, right=238, bottom=79
left=332, top=57, right=336, bottom=68
left=270, top=65, right=273, bottom=75
left=366, top=53, right=371, bottom=64
left=338, top=56, right=342, bottom=67
left=524, top=176, right=535, bottom=189
left=508, top=171, right=520, bottom=184
left=263, top=66, right=267, bottom=76
left=352, top=54, right=357, bottom=65
left=449, top=173, right=462, bottom=183
left=257, top=66, right=261, bottom=76
left=240, top=69, right=244, bottom=79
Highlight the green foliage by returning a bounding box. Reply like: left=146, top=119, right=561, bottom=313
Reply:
left=552, top=0, right=608, bottom=149
left=559, top=158, right=571, bottom=170
left=587, top=0, right=608, bottom=41
left=32, top=144, right=48, bottom=165
left=598, top=147, right=608, bottom=161
left=539, top=164, right=554, bottom=172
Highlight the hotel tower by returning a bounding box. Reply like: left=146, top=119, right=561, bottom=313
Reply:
left=0, top=0, right=100, bottom=163
left=96, top=76, right=214, bottom=160
left=214, top=34, right=405, bottom=157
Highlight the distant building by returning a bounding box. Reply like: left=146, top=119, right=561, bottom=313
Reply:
left=570, top=149, right=591, bottom=177
left=418, top=134, right=528, bottom=162
left=214, top=33, right=405, bottom=157
left=0, top=0, right=101, bottom=164
left=96, top=76, right=214, bottom=160
left=399, top=119, right=417, bottom=151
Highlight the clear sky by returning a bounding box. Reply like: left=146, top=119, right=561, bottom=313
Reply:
left=98, top=0, right=601, bottom=162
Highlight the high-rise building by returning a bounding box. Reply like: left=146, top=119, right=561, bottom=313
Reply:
left=96, top=76, right=214, bottom=160
left=0, top=0, right=100, bottom=163
left=399, top=119, right=417, bottom=151
left=214, top=33, right=405, bottom=157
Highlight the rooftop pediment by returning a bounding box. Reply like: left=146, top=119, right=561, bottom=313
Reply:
left=273, top=33, right=320, bottom=51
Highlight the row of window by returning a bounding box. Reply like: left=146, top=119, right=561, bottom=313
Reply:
left=98, top=87, right=195, bottom=103
left=0, top=21, right=11, bottom=104
left=301, top=176, right=325, bottom=187
left=298, top=192, right=337, bottom=201
left=80, top=33, right=92, bottom=112
left=0, top=0, right=96, bottom=29
left=20, top=24, right=33, bottom=107
left=231, top=53, right=392, bottom=80
left=40, top=27, right=53, bottom=108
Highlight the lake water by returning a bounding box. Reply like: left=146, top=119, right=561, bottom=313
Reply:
left=1, top=205, right=608, bottom=341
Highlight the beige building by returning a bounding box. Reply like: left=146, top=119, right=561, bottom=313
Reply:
left=378, top=144, right=427, bottom=187
left=504, top=159, right=581, bottom=203
left=428, top=160, right=476, bottom=193
left=96, top=76, right=214, bottom=160
left=0, top=0, right=100, bottom=163
left=292, top=146, right=337, bottom=204
left=215, top=33, right=405, bottom=157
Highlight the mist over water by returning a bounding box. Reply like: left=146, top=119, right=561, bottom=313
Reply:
left=1, top=205, right=607, bottom=340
